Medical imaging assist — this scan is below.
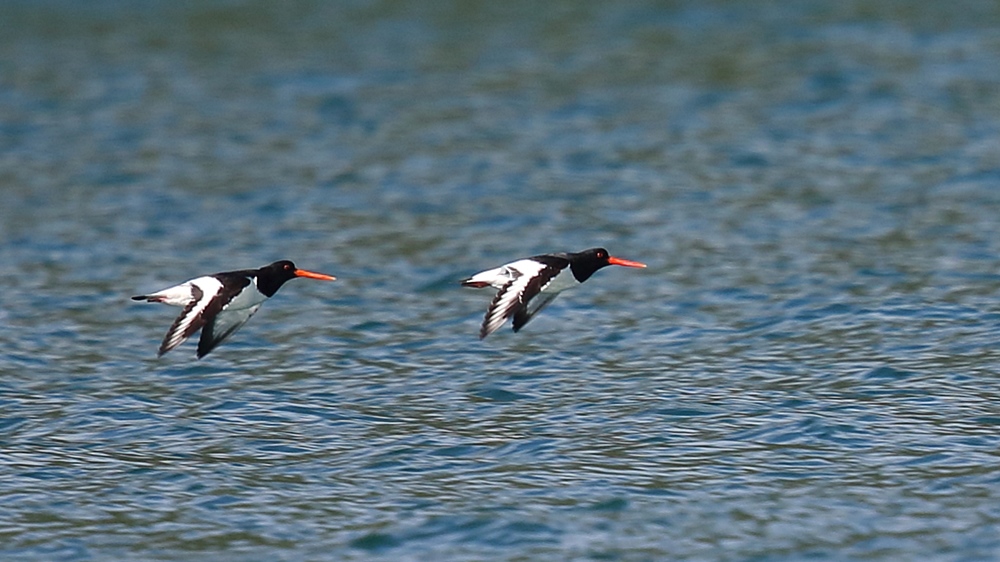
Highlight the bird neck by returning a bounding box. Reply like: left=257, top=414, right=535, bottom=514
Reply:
left=254, top=275, right=288, bottom=297
left=569, top=261, right=601, bottom=283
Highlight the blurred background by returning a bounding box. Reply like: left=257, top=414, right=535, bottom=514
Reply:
left=1, top=0, right=999, bottom=560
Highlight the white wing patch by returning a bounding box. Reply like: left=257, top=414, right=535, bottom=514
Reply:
left=157, top=277, right=224, bottom=356
left=464, top=266, right=510, bottom=289
left=479, top=259, right=551, bottom=339
left=141, top=276, right=219, bottom=307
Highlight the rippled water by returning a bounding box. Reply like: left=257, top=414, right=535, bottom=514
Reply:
left=2, top=1, right=1000, bottom=560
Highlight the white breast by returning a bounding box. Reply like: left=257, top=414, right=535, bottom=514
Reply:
left=223, top=277, right=269, bottom=311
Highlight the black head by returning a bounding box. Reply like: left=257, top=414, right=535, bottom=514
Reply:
left=567, top=248, right=646, bottom=282
left=256, top=260, right=336, bottom=297
left=262, top=260, right=301, bottom=282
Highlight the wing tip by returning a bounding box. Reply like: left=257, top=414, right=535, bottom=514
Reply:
left=157, top=335, right=183, bottom=357
left=196, top=327, right=216, bottom=359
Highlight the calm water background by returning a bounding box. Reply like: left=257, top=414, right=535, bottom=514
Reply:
left=2, top=1, right=1000, bottom=560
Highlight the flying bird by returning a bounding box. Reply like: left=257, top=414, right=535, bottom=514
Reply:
left=132, top=260, right=335, bottom=358
left=461, top=248, right=646, bottom=339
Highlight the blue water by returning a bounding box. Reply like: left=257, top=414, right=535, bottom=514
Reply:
left=2, top=1, right=1000, bottom=560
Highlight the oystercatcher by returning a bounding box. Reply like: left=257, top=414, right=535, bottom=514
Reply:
left=132, top=260, right=336, bottom=358
left=461, top=248, right=646, bottom=339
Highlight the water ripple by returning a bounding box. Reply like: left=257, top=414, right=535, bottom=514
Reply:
left=2, top=1, right=1000, bottom=560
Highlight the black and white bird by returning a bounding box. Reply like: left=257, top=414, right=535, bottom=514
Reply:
left=132, top=260, right=336, bottom=358
left=461, top=248, right=646, bottom=339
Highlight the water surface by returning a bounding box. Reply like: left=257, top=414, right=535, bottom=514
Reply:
left=2, top=1, right=1000, bottom=560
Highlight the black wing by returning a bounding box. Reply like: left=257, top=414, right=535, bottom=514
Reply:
left=511, top=292, right=560, bottom=332
left=196, top=304, right=260, bottom=358
left=157, top=285, right=206, bottom=356
left=480, top=260, right=564, bottom=339
left=192, top=276, right=251, bottom=358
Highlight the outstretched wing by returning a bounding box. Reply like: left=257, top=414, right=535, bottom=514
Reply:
left=511, top=292, right=560, bottom=333
left=197, top=304, right=262, bottom=358
left=157, top=282, right=215, bottom=356
left=189, top=276, right=254, bottom=358
left=479, top=259, right=564, bottom=339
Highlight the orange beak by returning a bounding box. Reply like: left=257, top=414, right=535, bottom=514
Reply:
left=294, top=269, right=337, bottom=281
left=607, top=256, right=647, bottom=268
